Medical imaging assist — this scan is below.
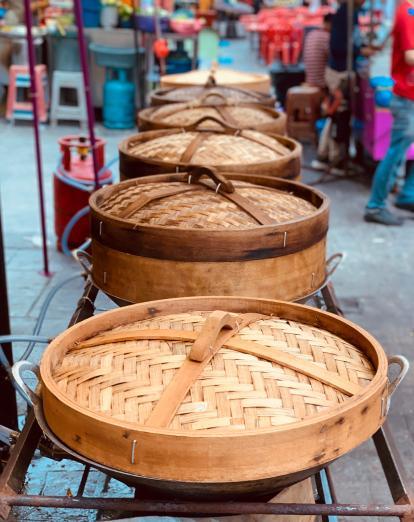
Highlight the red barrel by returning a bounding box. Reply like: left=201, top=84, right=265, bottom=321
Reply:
left=54, top=135, right=112, bottom=251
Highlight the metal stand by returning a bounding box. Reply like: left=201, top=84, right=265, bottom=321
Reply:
left=0, top=281, right=413, bottom=520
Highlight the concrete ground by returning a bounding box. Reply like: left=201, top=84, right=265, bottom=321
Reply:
left=1, top=35, right=413, bottom=522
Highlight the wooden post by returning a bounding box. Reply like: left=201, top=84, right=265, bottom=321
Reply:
left=23, top=0, right=50, bottom=276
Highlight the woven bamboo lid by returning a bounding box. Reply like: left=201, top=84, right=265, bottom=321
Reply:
left=41, top=297, right=393, bottom=485
left=150, top=86, right=276, bottom=107
left=160, top=68, right=271, bottom=93
left=139, top=102, right=286, bottom=134
left=125, top=127, right=294, bottom=167
left=50, top=308, right=376, bottom=432
left=96, top=169, right=316, bottom=231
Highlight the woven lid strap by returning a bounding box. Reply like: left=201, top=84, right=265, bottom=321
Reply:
left=187, top=166, right=235, bottom=194
left=183, top=115, right=239, bottom=134
left=115, top=169, right=275, bottom=224
left=115, top=185, right=202, bottom=219
left=186, top=166, right=275, bottom=224
left=214, top=105, right=239, bottom=127
left=205, top=64, right=217, bottom=87
left=219, top=191, right=276, bottom=225
left=75, top=327, right=361, bottom=397
left=195, top=90, right=232, bottom=105
left=189, top=311, right=239, bottom=362
left=180, top=132, right=210, bottom=163
left=144, top=312, right=264, bottom=428
left=240, top=130, right=290, bottom=156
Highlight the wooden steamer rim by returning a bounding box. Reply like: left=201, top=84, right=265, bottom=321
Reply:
left=159, top=68, right=271, bottom=93
left=40, top=296, right=391, bottom=484
left=150, top=85, right=276, bottom=107
left=89, top=171, right=329, bottom=262
left=138, top=100, right=287, bottom=135
left=119, top=125, right=302, bottom=181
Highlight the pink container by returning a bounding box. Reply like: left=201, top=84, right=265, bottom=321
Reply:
left=170, top=18, right=204, bottom=35
left=361, top=78, right=414, bottom=161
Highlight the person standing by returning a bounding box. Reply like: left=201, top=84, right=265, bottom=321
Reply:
left=312, top=0, right=374, bottom=171
left=364, top=0, right=414, bottom=225
left=303, top=14, right=333, bottom=89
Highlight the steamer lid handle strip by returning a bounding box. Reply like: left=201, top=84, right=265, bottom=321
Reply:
left=107, top=167, right=280, bottom=226
left=186, top=166, right=235, bottom=193
left=141, top=312, right=264, bottom=428
left=188, top=310, right=244, bottom=362
left=192, top=90, right=236, bottom=106
left=184, top=114, right=239, bottom=133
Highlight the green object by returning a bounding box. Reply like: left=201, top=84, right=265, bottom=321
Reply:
left=198, top=28, right=219, bottom=64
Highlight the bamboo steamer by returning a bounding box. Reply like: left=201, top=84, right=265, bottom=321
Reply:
left=150, top=85, right=276, bottom=107
left=88, top=168, right=329, bottom=304
left=39, top=295, right=400, bottom=500
left=160, top=68, right=271, bottom=93
left=138, top=97, right=287, bottom=135
left=119, top=123, right=301, bottom=181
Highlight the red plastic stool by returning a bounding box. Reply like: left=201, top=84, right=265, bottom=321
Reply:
left=6, top=64, right=49, bottom=123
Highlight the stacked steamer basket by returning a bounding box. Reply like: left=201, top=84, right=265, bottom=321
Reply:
left=31, top=297, right=404, bottom=501
left=138, top=93, right=287, bottom=135
left=126, top=69, right=297, bottom=182
left=150, top=84, right=276, bottom=107
left=159, top=67, right=271, bottom=93
left=20, top=67, right=408, bottom=519
left=87, top=168, right=329, bottom=304
left=119, top=124, right=301, bottom=181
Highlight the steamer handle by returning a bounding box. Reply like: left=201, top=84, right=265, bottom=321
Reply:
left=205, top=63, right=217, bottom=87
left=185, top=114, right=239, bottom=133
left=195, top=90, right=231, bottom=105
left=12, top=360, right=41, bottom=407
left=189, top=311, right=239, bottom=362
left=187, top=166, right=235, bottom=194
left=387, top=355, right=410, bottom=397
left=326, top=252, right=344, bottom=279
left=74, top=248, right=93, bottom=277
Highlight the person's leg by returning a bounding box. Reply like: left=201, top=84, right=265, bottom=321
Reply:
left=395, top=100, right=414, bottom=206
left=331, top=109, right=351, bottom=169
left=314, top=117, right=331, bottom=164
left=366, top=96, right=413, bottom=209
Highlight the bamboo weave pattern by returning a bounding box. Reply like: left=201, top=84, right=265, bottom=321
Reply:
left=98, top=181, right=316, bottom=229
left=154, top=86, right=271, bottom=104
left=149, top=105, right=275, bottom=128
left=128, top=131, right=291, bottom=165
left=52, top=312, right=375, bottom=432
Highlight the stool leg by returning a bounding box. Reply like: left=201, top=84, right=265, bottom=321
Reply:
left=6, top=70, right=17, bottom=124
left=35, top=67, right=48, bottom=123
left=76, top=83, right=87, bottom=129
left=50, top=77, right=60, bottom=127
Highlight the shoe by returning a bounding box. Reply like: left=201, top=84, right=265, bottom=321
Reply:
left=395, top=201, right=414, bottom=212
left=311, top=159, right=328, bottom=171
left=364, top=208, right=404, bottom=226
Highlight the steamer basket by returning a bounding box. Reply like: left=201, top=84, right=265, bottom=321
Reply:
left=160, top=68, right=271, bottom=93
left=138, top=98, right=287, bottom=135
left=87, top=169, right=329, bottom=304
left=150, top=85, right=276, bottom=107
left=15, top=297, right=407, bottom=500
left=119, top=122, right=301, bottom=182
